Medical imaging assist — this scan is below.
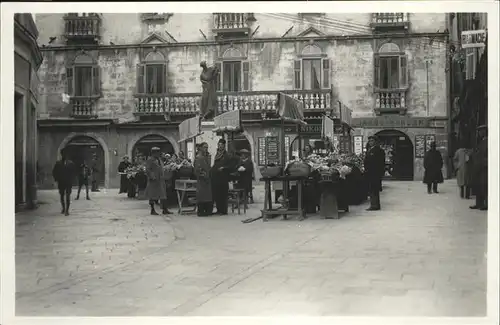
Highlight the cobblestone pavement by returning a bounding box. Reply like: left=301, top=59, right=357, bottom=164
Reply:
left=15, top=180, right=487, bottom=317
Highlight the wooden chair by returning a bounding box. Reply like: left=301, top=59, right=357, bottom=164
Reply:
left=228, top=188, right=247, bottom=215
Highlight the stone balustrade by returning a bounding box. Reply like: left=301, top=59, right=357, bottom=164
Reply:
left=375, top=89, right=407, bottom=114
left=70, top=97, right=98, bottom=118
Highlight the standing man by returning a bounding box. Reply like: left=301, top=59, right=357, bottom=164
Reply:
left=90, top=154, right=100, bottom=192
left=118, top=155, right=131, bottom=194
left=52, top=148, right=76, bottom=216
left=236, top=149, right=254, bottom=204
left=194, top=142, right=213, bottom=216
left=470, top=125, right=488, bottom=211
left=453, top=144, right=472, bottom=198
left=211, top=138, right=231, bottom=215
left=363, top=135, right=386, bottom=211
left=145, top=147, right=169, bottom=215
left=423, top=142, right=444, bottom=194
left=75, top=160, right=91, bottom=200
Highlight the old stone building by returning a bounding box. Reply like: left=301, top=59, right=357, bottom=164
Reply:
left=35, top=13, right=450, bottom=187
left=15, top=13, right=43, bottom=209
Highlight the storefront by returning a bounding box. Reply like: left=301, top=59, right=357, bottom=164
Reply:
left=64, top=136, right=106, bottom=186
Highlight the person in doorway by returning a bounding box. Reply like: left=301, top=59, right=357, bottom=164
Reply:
left=118, top=156, right=131, bottom=194
left=145, top=147, right=170, bottom=215
left=194, top=142, right=213, bottom=216
left=76, top=160, right=91, bottom=200
left=236, top=149, right=254, bottom=204
left=211, top=138, right=231, bottom=215
left=363, top=136, right=385, bottom=211
left=303, top=144, right=313, bottom=158
left=52, top=148, right=76, bottom=216
left=453, top=145, right=472, bottom=199
left=90, top=154, right=100, bottom=192
left=423, top=142, right=444, bottom=194
left=470, top=125, right=488, bottom=210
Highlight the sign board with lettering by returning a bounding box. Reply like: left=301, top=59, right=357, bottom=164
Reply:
left=353, top=136, right=363, bottom=155
left=415, top=135, right=426, bottom=158
left=351, top=117, right=431, bottom=129
left=265, top=136, right=280, bottom=166
left=461, top=30, right=487, bottom=49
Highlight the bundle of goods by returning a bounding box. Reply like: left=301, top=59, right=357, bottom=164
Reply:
left=125, top=165, right=146, bottom=180
left=260, top=163, right=282, bottom=178
left=176, top=159, right=195, bottom=178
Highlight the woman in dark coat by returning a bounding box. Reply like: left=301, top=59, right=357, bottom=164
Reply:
left=118, top=156, right=131, bottom=194
left=144, top=147, right=168, bottom=215
left=364, top=136, right=386, bottom=211
left=423, top=142, right=444, bottom=194
left=194, top=142, right=213, bottom=216
left=236, top=149, right=254, bottom=204
left=211, top=138, right=232, bottom=215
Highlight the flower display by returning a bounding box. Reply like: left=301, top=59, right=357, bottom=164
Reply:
left=285, top=152, right=364, bottom=178
left=125, top=165, right=146, bottom=179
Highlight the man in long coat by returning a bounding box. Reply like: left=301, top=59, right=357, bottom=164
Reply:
left=453, top=145, right=472, bottom=198
left=363, top=135, right=386, bottom=211
left=235, top=149, right=254, bottom=204
left=118, top=155, right=131, bottom=194
left=423, top=142, right=444, bottom=194
left=211, top=138, right=233, bottom=215
left=194, top=142, right=213, bottom=216
left=145, top=147, right=168, bottom=215
left=470, top=125, right=488, bottom=210
left=52, top=148, right=76, bottom=216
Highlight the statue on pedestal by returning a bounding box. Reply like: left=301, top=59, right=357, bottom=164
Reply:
left=200, top=61, right=219, bottom=120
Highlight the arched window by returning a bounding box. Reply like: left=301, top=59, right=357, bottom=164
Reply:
left=136, top=50, right=167, bottom=94
left=374, top=42, right=408, bottom=90
left=293, top=44, right=331, bottom=90
left=66, top=53, right=101, bottom=98
left=214, top=47, right=250, bottom=92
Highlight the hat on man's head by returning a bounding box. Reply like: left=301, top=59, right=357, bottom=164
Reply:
left=218, top=138, right=226, bottom=145
left=368, top=135, right=378, bottom=141
left=239, top=149, right=250, bottom=154
left=476, top=125, right=487, bottom=131
left=151, top=147, right=161, bottom=152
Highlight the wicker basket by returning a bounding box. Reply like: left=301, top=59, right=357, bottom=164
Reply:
left=260, top=166, right=282, bottom=178
left=287, top=162, right=311, bottom=177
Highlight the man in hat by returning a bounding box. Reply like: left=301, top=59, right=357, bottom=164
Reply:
left=145, top=147, right=171, bottom=215
left=52, top=148, right=76, bottom=216
left=118, top=155, right=131, bottom=194
left=470, top=125, right=488, bottom=210
left=211, top=138, right=232, bottom=215
left=236, top=149, right=254, bottom=204
left=363, top=135, right=386, bottom=211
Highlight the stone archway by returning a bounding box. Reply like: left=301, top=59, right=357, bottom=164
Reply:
left=129, top=134, right=178, bottom=160
left=58, top=132, right=110, bottom=188
left=374, top=129, right=414, bottom=181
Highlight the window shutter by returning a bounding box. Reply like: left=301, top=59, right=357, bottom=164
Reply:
left=161, top=63, right=167, bottom=93
left=136, top=64, right=145, bottom=94
left=373, top=54, right=380, bottom=89
left=321, top=58, right=331, bottom=89
left=400, top=54, right=408, bottom=88
left=92, top=66, right=101, bottom=96
left=66, top=67, right=74, bottom=96
left=242, top=61, right=250, bottom=91
left=215, top=62, right=222, bottom=92
left=294, top=59, right=302, bottom=89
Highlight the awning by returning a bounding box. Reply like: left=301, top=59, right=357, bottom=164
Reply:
left=277, top=93, right=307, bottom=125
left=178, top=115, right=201, bottom=143
left=213, top=109, right=242, bottom=133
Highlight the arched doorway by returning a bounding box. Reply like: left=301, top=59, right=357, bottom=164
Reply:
left=64, top=136, right=106, bottom=186
left=374, top=129, right=414, bottom=181
left=132, top=134, right=175, bottom=160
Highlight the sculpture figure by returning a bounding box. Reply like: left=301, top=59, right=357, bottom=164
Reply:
left=200, top=61, right=219, bottom=119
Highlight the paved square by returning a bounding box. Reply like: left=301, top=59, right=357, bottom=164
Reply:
left=15, top=180, right=487, bottom=316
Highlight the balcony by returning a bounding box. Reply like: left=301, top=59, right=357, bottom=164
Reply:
left=134, top=89, right=332, bottom=117
left=64, top=14, right=101, bottom=45
left=212, top=13, right=253, bottom=38
left=374, top=89, right=407, bottom=115
left=371, top=13, right=409, bottom=31
left=70, top=97, right=99, bottom=118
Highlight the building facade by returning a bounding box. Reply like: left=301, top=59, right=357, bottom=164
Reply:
left=15, top=14, right=43, bottom=210
left=35, top=13, right=450, bottom=188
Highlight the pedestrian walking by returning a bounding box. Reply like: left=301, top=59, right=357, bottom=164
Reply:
left=90, top=154, right=100, bottom=192
left=363, top=135, right=385, bottom=211
left=144, top=147, right=169, bottom=215
left=194, top=142, right=213, bottom=216
left=423, top=142, right=444, bottom=194
left=470, top=125, right=488, bottom=210
left=211, top=138, right=231, bottom=215
left=52, top=148, right=76, bottom=216
left=75, top=160, right=91, bottom=200
left=118, top=155, right=131, bottom=194
left=453, top=145, right=472, bottom=198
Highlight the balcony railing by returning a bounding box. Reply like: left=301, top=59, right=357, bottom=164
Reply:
left=70, top=97, right=98, bottom=118
left=64, top=14, right=101, bottom=42
left=374, top=89, right=407, bottom=115
left=371, top=13, right=409, bottom=30
left=135, top=89, right=332, bottom=116
left=213, top=13, right=252, bottom=34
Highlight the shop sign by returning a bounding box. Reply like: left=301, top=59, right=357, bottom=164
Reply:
left=353, top=136, right=363, bottom=155
left=351, top=117, right=430, bottom=128
left=461, top=30, right=487, bottom=49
